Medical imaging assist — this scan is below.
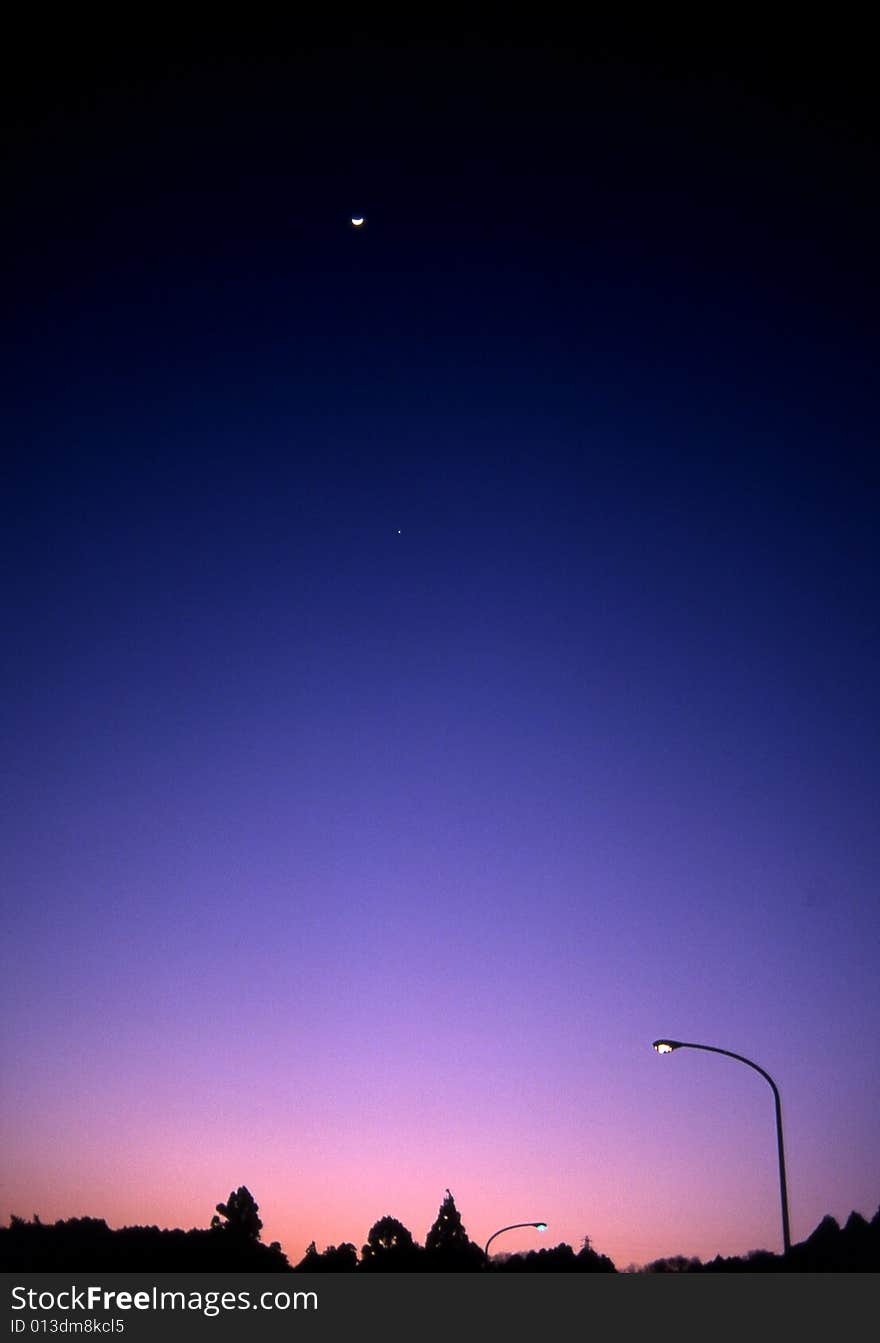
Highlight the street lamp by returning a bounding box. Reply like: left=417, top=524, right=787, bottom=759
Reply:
left=484, top=1221, right=548, bottom=1263
left=652, top=1039, right=791, bottom=1255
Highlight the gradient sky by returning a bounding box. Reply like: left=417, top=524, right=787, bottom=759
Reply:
left=2, top=28, right=879, bottom=1269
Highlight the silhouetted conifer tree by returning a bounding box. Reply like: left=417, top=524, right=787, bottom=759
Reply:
left=424, top=1190, right=483, bottom=1270
left=298, top=1240, right=320, bottom=1267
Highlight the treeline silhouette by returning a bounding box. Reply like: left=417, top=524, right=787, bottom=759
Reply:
left=631, top=1208, right=880, bottom=1273
left=2, top=1186, right=879, bottom=1272
left=0, top=1190, right=288, bottom=1273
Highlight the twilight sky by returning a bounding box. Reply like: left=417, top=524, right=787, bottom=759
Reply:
left=2, top=27, right=878, bottom=1268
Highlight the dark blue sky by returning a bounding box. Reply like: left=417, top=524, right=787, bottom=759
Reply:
left=2, top=29, right=878, bottom=1263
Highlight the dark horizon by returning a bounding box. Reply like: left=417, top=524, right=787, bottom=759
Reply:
left=4, top=1189, right=879, bottom=1273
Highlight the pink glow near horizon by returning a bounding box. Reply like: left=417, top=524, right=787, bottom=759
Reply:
left=3, top=990, right=877, bottom=1266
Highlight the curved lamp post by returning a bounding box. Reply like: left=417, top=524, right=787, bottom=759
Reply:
left=652, top=1039, right=791, bottom=1255
left=484, top=1221, right=548, bottom=1263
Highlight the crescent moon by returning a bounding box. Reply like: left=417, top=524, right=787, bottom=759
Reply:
left=351, top=217, right=365, bottom=227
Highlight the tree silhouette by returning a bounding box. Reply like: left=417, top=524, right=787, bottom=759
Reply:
left=210, top=1187, right=263, bottom=1241
left=360, top=1216, right=422, bottom=1271
left=2, top=1205, right=879, bottom=1273
left=294, top=1240, right=358, bottom=1271
left=424, top=1190, right=483, bottom=1271
left=490, top=1241, right=617, bottom=1272
left=642, top=1254, right=702, bottom=1273
left=0, top=1213, right=289, bottom=1271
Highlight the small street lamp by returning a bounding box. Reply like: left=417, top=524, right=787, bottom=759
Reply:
left=484, top=1222, right=548, bottom=1264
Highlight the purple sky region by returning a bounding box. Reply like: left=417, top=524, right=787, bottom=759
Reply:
left=2, top=32, right=879, bottom=1267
